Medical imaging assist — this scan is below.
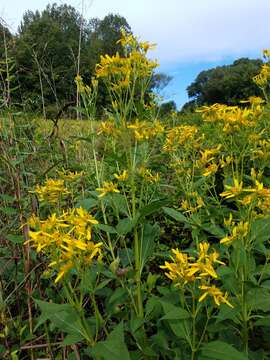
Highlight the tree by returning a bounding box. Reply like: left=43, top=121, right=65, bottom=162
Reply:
left=159, top=100, right=177, bottom=117
left=150, top=72, right=172, bottom=94
left=15, top=6, right=132, bottom=115
left=0, top=19, right=16, bottom=108
left=16, top=4, right=86, bottom=112
left=186, top=58, right=263, bottom=109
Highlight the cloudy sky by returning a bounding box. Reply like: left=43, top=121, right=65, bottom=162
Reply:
left=1, top=0, right=270, bottom=107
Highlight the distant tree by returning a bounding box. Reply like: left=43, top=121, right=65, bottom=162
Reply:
left=16, top=3, right=86, bottom=112
left=0, top=19, right=16, bottom=108
left=15, top=5, right=132, bottom=115
left=150, top=72, right=172, bottom=93
left=186, top=58, right=263, bottom=109
left=159, top=100, right=177, bottom=117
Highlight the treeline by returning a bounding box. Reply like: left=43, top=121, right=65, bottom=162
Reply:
left=0, top=3, right=265, bottom=116
left=0, top=3, right=171, bottom=117
left=184, top=58, right=263, bottom=111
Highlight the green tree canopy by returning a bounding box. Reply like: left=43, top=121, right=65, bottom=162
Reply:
left=186, top=58, right=263, bottom=108
left=15, top=5, right=132, bottom=113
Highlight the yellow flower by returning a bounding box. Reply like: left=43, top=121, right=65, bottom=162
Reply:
left=187, top=261, right=218, bottom=279
left=57, top=168, right=84, bottom=182
left=160, top=249, right=195, bottom=285
left=114, top=170, right=128, bottom=181
left=54, top=262, right=73, bottom=283
left=220, top=221, right=249, bottom=245
left=203, top=163, right=218, bottom=177
left=96, top=181, right=120, bottom=197
left=27, top=208, right=101, bottom=284
left=220, top=179, right=243, bottom=199
left=33, top=178, right=70, bottom=205
left=163, top=125, right=198, bottom=152
left=138, top=167, right=160, bottom=183
left=97, top=120, right=117, bottom=136
left=160, top=243, right=224, bottom=286
left=199, top=285, right=233, bottom=308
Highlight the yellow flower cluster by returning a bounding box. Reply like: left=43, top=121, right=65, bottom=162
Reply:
left=33, top=179, right=70, bottom=205
left=181, top=191, right=204, bottom=214
left=253, top=64, right=270, bottom=87
left=196, top=145, right=222, bottom=177
left=220, top=174, right=270, bottom=213
left=169, top=159, right=192, bottom=176
left=26, top=208, right=101, bottom=283
left=57, top=168, right=84, bottom=182
left=97, top=119, right=164, bottom=142
left=114, top=170, right=128, bottom=181
left=96, top=181, right=120, bottom=197
left=251, top=138, right=270, bottom=160
left=95, top=32, right=158, bottom=87
left=75, top=75, right=98, bottom=96
left=220, top=216, right=249, bottom=246
left=198, top=285, right=233, bottom=307
left=220, top=178, right=243, bottom=199
left=161, top=242, right=232, bottom=307
left=97, top=120, right=119, bottom=137
left=163, top=125, right=198, bottom=152
left=127, top=119, right=164, bottom=142
left=138, top=166, right=160, bottom=183
left=197, top=102, right=263, bottom=133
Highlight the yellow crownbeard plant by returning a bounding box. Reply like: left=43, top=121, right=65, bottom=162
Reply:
left=76, top=30, right=165, bottom=320
left=26, top=207, right=101, bottom=283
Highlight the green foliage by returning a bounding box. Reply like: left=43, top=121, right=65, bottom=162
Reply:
left=186, top=58, right=263, bottom=107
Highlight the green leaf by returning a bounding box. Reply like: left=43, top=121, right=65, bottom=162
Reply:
left=250, top=217, right=270, bottom=244
left=201, top=223, right=226, bottom=237
left=0, top=207, right=17, bottom=216
left=34, top=299, right=88, bottom=340
left=163, top=207, right=189, bottom=225
left=200, top=341, right=248, bottom=360
left=111, top=193, right=129, bottom=216
left=89, top=322, right=131, bottom=360
left=76, top=198, right=98, bottom=210
left=247, top=288, right=270, bottom=312
left=160, top=301, right=191, bottom=340
left=255, top=316, right=270, bottom=327
left=108, top=287, right=128, bottom=305
left=116, top=218, right=134, bottom=235
left=6, top=234, right=24, bottom=244
left=140, top=223, right=159, bottom=271
left=139, top=199, right=169, bottom=219
left=0, top=194, right=14, bottom=203
left=160, top=301, right=190, bottom=321
left=95, top=223, right=117, bottom=234
left=62, top=333, right=84, bottom=346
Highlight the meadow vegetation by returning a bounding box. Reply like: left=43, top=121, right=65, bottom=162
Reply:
left=2, top=27, right=270, bottom=360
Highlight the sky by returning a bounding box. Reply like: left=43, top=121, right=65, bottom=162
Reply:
left=1, top=0, right=270, bottom=108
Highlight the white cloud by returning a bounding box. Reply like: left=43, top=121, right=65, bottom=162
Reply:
left=1, top=0, right=270, bottom=64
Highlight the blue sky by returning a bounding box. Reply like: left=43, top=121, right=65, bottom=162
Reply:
left=1, top=0, right=270, bottom=108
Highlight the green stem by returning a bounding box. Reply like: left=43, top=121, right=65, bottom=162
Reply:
left=134, top=227, right=143, bottom=317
